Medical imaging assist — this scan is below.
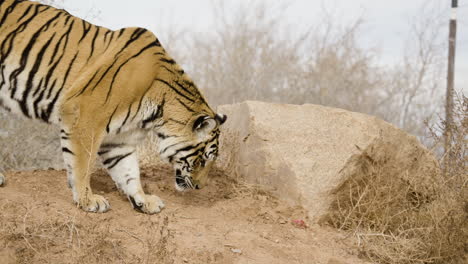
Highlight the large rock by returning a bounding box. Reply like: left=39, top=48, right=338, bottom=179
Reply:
left=216, top=101, right=440, bottom=221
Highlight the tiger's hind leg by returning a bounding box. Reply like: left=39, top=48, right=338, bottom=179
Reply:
left=60, top=117, right=110, bottom=213
left=98, top=142, right=165, bottom=214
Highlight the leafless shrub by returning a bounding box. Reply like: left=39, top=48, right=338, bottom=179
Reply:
left=325, top=96, right=467, bottom=264
left=427, top=94, right=467, bottom=193
left=170, top=1, right=446, bottom=140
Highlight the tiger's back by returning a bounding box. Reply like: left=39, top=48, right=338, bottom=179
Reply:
left=0, top=0, right=227, bottom=214
left=0, top=0, right=163, bottom=124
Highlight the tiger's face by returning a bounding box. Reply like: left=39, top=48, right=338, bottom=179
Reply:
left=159, top=113, right=227, bottom=191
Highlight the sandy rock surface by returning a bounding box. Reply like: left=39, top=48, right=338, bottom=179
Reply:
left=217, top=101, right=439, bottom=221
left=0, top=166, right=369, bottom=264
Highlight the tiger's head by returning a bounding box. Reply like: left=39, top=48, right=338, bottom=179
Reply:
left=158, top=113, right=227, bottom=191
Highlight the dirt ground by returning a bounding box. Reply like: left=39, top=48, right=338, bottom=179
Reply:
left=0, top=165, right=368, bottom=264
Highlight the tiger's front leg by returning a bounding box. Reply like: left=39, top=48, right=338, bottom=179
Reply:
left=60, top=124, right=110, bottom=213
left=99, top=142, right=165, bottom=214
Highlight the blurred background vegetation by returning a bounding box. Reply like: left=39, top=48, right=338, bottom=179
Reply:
left=0, top=0, right=465, bottom=169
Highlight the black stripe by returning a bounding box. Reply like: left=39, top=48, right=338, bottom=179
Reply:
left=78, top=20, right=92, bottom=43
left=42, top=85, right=62, bottom=122
left=97, top=149, right=110, bottom=156
left=42, top=52, right=78, bottom=122
left=160, top=57, right=175, bottom=64
left=117, top=28, right=125, bottom=38
left=32, top=80, right=46, bottom=117
left=100, top=143, right=125, bottom=149
left=70, top=70, right=99, bottom=98
left=181, top=147, right=204, bottom=161
left=103, top=29, right=111, bottom=43
left=167, top=141, right=205, bottom=162
left=19, top=33, right=56, bottom=117
left=104, top=41, right=159, bottom=103
left=131, top=85, right=154, bottom=121
left=115, top=28, right=148, bottom=56
left=161, top=140, right=189, bottom=155
left=0, top=0, right=24, bottom=26
left=105, top=31, right=115, bottom=50
left=168, top=118, right=185, bottom=125
left=104, top=152, right=133, bottom=169
left=118, top=104, right=133, bottom=132
left=88, top=27, right=100, bottom=62
left=1, top=5, right=42, bottom=92
left=90, top=55, right=121, bottom=92
left=62, top=147, right=74, bottom=155
left=160, top=65, right=175, bottom=74
left=37, top=5, right=51, bottom=13
left=176, top=97, right=195, bottom=113
left=16, top=4, right=33, bottom=22
left=157, top=133, right=168, bottom=139
left=63, top=13, right=72, bottom=25
left=126, top=178, right=135, bottom=185
left=155, top=79, right=195, bottom=102
left=106, top=105, right=119, bottom=133
left=141, top=98, right=164, bottom=128
left=9, top=12, right=62, bottom=100
left=49, top=19, right=75, bottom=65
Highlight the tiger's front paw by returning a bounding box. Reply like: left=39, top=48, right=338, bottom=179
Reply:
left=0, top=173, right=5, bottom=186
left=78, top=194, right=110, bottom=213
left=128, top=194, right=165, bottom=214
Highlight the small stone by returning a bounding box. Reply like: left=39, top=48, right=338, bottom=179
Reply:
left=231, top=248, right=242, bottom=254
left=183, top=258, right=188, bottom=263
left=279, top=219, right=287, bottom=224
left=275, top=239, right=279, bottom=243
left=291, top=219, right=308, bottom=229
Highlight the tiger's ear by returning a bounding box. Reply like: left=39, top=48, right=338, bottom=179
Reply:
left=193, top=116, right=217, bottom=135
left=215, top=114, right=227, bottom=125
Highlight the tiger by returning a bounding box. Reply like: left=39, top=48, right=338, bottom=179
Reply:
left=0, top=0, right=227, bottom=214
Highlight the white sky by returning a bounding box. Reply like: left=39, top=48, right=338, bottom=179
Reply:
left=58, top=0, right=467, bottom=92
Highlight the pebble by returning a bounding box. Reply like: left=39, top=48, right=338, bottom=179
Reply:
left=231, top=248, right=242, bottom=254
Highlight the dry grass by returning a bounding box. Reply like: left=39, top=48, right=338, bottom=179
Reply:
left=325, top=97, right=467, bottom=264
left=0, top=112, right=62, bottom=172
left=0, top=201, right=174, bottom=264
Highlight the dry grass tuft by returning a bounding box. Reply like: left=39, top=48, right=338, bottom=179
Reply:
left=0, top=201, right=174, bottom=264
left=325, top=97, right=467, bottom=264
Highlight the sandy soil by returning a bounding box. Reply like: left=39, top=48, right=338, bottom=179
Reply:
left=0, top=165, right=368, bottom=264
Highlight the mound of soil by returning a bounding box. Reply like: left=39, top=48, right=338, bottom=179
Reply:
left=0, top=166, right=367, bottom=264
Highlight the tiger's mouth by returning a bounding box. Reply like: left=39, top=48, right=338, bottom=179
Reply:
left=175, top=170, right=200, bottom=191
